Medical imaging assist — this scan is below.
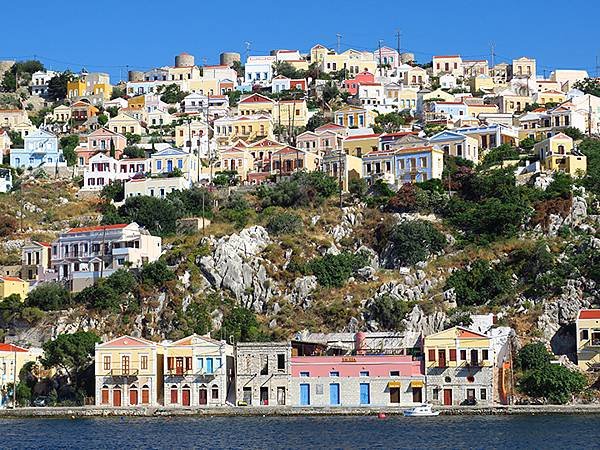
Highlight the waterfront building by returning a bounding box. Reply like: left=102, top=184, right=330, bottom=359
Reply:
left=576, top=309, right=600, bottom=371
left=235, top=342, right=291, bottom=406
left=95, top=336, right=163, bottom=407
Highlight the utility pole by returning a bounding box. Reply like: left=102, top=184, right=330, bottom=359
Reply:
left=395, top=30, right=402, bottom=56
left=336, top=34, right=342, bottom=54
left=338, top=150, right=343, bottom=211
left=588, top=95, right=593, bottom=137
left=378, top=40, right=384, bottom=76
left=596, top=56, right=599, bottom=78
left=490, top=42, right=496, bottom=69
left=245, top=42, right=251, bottom=62
left=207, top=93, right=213, bottom=185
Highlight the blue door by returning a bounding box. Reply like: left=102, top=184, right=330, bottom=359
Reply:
left=300, top=384, right=310, bottom=406
left=360, top=383, right=370, bottom=405
left=167, top=159, right=173, bottom=172
left=206, top=358, right=213, bottom=374
left=329, top=383, right=340, bottom=406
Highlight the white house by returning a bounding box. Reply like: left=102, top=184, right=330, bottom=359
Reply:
left=245, top=55, right=276, bottom=86
left=440, top=74, right=457, bottom=90
left=30, top=70, right=58, bottom=98
left=0, top=168, right=12, bottom=193
left=81, top=154, right=150, bottom=192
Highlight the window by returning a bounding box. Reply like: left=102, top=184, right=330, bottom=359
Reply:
left=482, top=349, right=489, bottom=361
left=460, top=349, right=467, bottom=361
left=103, top=355, right=111, bottom=371
left=277, top=354, right=285, bottom=371
left=300, top=371, right=310, bottom=377
left=467, top=389, right=475, bottom=401
left=480, top=389, right=487, bottom=400
left=428, top=349, right=436, bottom=361
left=449, top=349, right=457, bottom=361
left=212, top=387, right=219, bottom=399
left=581, top=329, right=589, bottom=341
left=140, top=355, right=148, bottom=370
left=260, top=355, right=268, bottom=375
left=329, top=371, right=340, bottom=377
left=390, top=371, right=400, bottom=377
left=433, top=389, right=440, bottom=400
left=157, top=160, right=162, bottom=170
left=215, top=358, right=222, bottom=369
left=359, top=371, right=369, bottom=377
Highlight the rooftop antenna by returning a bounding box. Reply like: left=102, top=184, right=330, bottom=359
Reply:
left=395, top=30, right=402, bottom=56
left=336, top=34, right=342, bottom=53
left=490, top=42, right=496, bottom=68
left=245, top=42, right=251, bottom=61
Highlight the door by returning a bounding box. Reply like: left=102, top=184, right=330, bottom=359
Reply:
left=167, top=160, right=173, bottom=172
left=329, top=383, right=340, bottom=406
left=170, top=387, right=178, bottom=404
left=390, top=388, right=400, bottom=404
left=438, top=350, right=446, bottom=368
left=129, top=388, right=138, bottom=406
left=260, top=387, right=269, bottom=405
left=182, top=389, right=191, bottom=406
left=277, top=387, right=286, bottom=406
left=412, top=387, right=423, bottom=403
left=300, top=384, right=310, bottom=406
left=359, top=383, right=370, bottom=405
left=443, top=389, right=453, bottom=406
left=199, top=388, right=207, bottom=405
left=471, top=350, right=479, bottom=366
left=175, top=358, right=184, bottom=375
left=101, top=388, right=109, bottom=404
left=121, top=356, right=130, bottom=375
left=141, top=387, right=150, bottom=404
left=243, top=387, right=252, bottom=405
left=113, top=388, right=122, bottom=407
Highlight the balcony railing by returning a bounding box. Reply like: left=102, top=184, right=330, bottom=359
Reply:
left=109, top=368, right=139, bottom=376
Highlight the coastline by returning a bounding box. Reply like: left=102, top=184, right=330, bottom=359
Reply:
left=1, top=404, right=600, bottom=418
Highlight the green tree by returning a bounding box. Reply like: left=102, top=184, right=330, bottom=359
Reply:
left=481, top=144, right=520, bottom=168
left=124, top=133, right=141, bottom=145
left=306, top=113, right=327, bottom=132
left=373, top=112, right=409, bottom=133
left=573, top=78, right=600, bottom=97
left=59, top=135, right=80, bottom=166
left=519, top=363, right=587, bottom=404
left=159, top=83, right=187, bottom=104
left=222, top=307, right=262, bottom=343
left=517, top=343, right=552, bottom=371
left=140, top=260, right=174, bottom=286
left=123, top=145, right=146, bottom=159
left=26, top=282, right=71, bottom=311
left=367, top=294, right=415, bottom=330
left=117, top=195, right=181, bottom=235
left=98, top=114, right=109, bottom=126
left=445, top=260, right=513, bottom=307
left=110, top=86, right=126, bottom=100
left=520, top=137, right=536, bottom=151
left=41, top=332, right=101, bottom=393
left=257, top=171, right=339, bottom=208
left=266, top=212, right=303, bottom=235
left=227, top=90, right=241, bottom=107
left=562, top=126, right=584, bottom=141
left=308, top=252, right=369, bottom=288
left=8, top=130, right=24, bottom=147
left=231, top=61, right=245, bottom=78
left=381, top=220, right=446, bottom=268
left=47, top=71, right=72, bottom=100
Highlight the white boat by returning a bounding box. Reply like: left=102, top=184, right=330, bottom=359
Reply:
left=403, top=404, right=440, bottom=417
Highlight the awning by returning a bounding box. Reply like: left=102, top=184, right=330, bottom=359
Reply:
left=388, top=381, right=401, bottom=388
left=410, top=380, right=424, bottom=388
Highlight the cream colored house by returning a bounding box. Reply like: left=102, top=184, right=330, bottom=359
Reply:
left=53, top=105, right=72, bottom=123
left=124, top=176, right=188, bottom=200
left=107, top=112, right=144, bottom=136
left=534, top=133, right=587, bottom=177
left=576, top=309, right=600, bottom=371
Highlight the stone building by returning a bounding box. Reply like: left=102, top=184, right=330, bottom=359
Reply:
left=235, top=342, right=291, bottom=406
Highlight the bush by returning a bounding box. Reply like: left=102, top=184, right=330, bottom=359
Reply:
left=75, top=269, right=137, bottom=311
left=308, top=251, right=369, bottom=288
left=367, top=294, right=415, bottom=330
left=117, top=196, right=181, bottom=235
left=517, top=343, right=552, bottom=371
left=123, top=146, right=146, bottom=159
left=219, top=193, right=251, bottom=229
left=257, top=171, right=338, bottom=208
left=26, top=282, right=71, bottom=311
left=445, top=260, right=513, bottom=307
left=349, top=178, right=368, bottom=200
left=221, top=307, right=263, bottom=343
left=140, top=260, right=174, bottom=286
left=0, top=214, right=18, bottom=237
left=519, top=363, right=587, bottom=404
left=168, top=187, right=214, bottom=218
left=381, top=220, right=446, bottom=268
left=100, top=180, right=124, bottom=202
left=266, top=212, right=303, bottom=235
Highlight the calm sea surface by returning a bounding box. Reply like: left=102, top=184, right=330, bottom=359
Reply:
left=1, top=415, right=599, bottom=449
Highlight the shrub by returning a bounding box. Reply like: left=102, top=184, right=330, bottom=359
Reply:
left=0, top=214, right=17, bottom=237
left=168, top=187, right=214, bottom=218
left=257, top=171, right=338, bottom=208
left=222, top=307, right=263, bottom=343
left=308, top=251, right=369, bottom=288
left=100, top=180, right=125, bottom=202
left=117, top=196, right=181, bottom=235
left=266, top=212, right=303, bottom=235
left=381, top=220, right=446, bottom=268
left=123, top=146, right=146, bottom=159
left=219, top=193, right=252, bottom=229
left=140, top=260, right=174, bottom=286
left=349, top=178, right=368, bottom=200
left=26, top=282, right=71, bottom=311
left=445, top=260, right=513, bottom=307
left=519, top=363, right=587, bottom=404
left=517, top=343, right=552, bottom=371
left=367, top=294, right=415, bottom=330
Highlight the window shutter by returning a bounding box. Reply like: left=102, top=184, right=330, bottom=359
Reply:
left=167, top=357, right=174, bottom=370
left=427, top=349, right=436, bottom=361
left=185, top=357, right=192, bottom=371
left=449, top=349, right=457, bottom=361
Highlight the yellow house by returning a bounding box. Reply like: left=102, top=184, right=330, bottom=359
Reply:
left=21, top=241, right=52, bottom=283
left=424, top=326, right=493, bottom=406
left=127, top=95, right=146, bottom=110
left=187, top=78, right=219, bottom=96
left=95, top=335, right=164, bottom=407
left=470, top=75, right=496, bottom=92
left=334, top=105, right=376, bottom=128
left=321, top=149, right=363, bottom=191
left=93, top=83, right=112, bottom=100
left=495, top=92, right=533, bottom=114
left=214, top=114, right=274, bottom=145
left=0, top=276, right=28, bottom=301
left=534, top=132, right=587, bottom=177
left=576, top=309, right=600, bottom=371
left=107, top=112, right=144, bottom=136
left=52, top=105, right=72, bottom=123
left=67, top=79, right=87, bottom=99
left=343, top=133, right=380, bottom=157
left=385, top=85, right=418, bottom=111
left=534, top=89, right=566, bottom=106
left=175, top=119, right=208, bottom=149
left=163, top=334, right=234, bottom=407
left=238, top=94, right=308, bottom=127
left=218, top=146, right=255, bottom=181
left=312, top=46, right=377, bottom=76
left=512, top=57, right=536, bottom=78
left=0, top=343, right=41, bottom=405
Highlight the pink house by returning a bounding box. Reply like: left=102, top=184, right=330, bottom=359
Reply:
left=291, top=354, right=425, bottom=407
left=77, top=128, right=127, bottom=165
left=343, top=71, right=375, bottom=96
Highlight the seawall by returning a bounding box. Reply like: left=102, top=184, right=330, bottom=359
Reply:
left=1, top=404, right=600, bottom=418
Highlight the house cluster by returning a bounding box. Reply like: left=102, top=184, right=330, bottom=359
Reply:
left=94, top=316, right=515, bottom=408
left=0, top=47, right=592, bottom=197
left=0, top=222, right=162, bottom=300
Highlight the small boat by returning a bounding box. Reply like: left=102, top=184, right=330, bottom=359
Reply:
left=403, top=404, right=440, bottom=417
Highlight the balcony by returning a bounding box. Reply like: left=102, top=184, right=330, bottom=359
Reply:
left=109, top=368, right=139, bottom=377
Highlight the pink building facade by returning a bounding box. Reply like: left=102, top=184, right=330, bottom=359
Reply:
left=290, top=355, right=425, bottom=407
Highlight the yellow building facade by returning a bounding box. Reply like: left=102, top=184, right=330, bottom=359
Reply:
left=0, top=276, right=28, bottom=301
left=576, top=309, right=600, bottom=371
left=534, top=133, right=587, bottom=177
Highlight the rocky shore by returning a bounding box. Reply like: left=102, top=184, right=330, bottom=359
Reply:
left=2, top=405, right=600, bottom=418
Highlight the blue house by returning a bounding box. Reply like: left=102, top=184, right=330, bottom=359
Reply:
left=10, top=129, right=65, bottom=169
left=394, top=145, right=445, bottom=184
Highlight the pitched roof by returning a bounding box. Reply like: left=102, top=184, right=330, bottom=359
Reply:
left=579, top=309, right=600, bottom=320
left=0, top=343, right=28, bottom=353
left=239, top=93, right=275, bottom=104
left=344, top=133, right=381, bottom=141
left=98, top=335, right=156, bottom=348
left=67, top=224, right=129, bottom=234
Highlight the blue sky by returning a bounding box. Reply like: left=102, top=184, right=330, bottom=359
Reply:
left=2, top=0, right=597, bottom=81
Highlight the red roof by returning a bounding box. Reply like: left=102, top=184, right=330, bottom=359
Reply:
left=433, top=55, right=461, bottom=59
left=0, top=343, right=28, bottom=353
left=345, top=133, right=381, bottom=141
left=579, top=310, right=600, bottom=320
left=0, top=276, right=25, bottom=282
left=67, top=224, right=129, bottom=233
left=457, top=328, right=488, bottom=339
